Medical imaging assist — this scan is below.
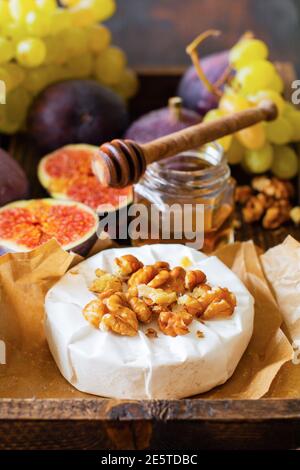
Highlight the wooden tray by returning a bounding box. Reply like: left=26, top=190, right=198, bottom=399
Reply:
left=1, top=70, right=300, bottom=451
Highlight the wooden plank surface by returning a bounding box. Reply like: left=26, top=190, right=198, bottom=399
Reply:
left=108, top=0, right=300, bottom=71
left=1, top=399, right=300, bottom=450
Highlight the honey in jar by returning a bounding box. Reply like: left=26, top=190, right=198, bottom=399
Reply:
left=132, top=143, right=235, bottom=253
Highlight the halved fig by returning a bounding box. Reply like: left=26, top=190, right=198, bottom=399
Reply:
left=38, top=144, right=133, bottom=213
left=0, top=199, right=98, bottom=256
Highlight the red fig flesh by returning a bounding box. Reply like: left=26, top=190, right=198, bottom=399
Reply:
left=0, top=148, right=29, bottom=206
left=0, top=199, right=98, bottom=256
left=38, top=144, right=132, bottom=212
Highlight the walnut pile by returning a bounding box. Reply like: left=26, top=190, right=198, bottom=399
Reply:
left=83, top=254, right=236, bottom=338
left=235, top=176, right=296, bottom=229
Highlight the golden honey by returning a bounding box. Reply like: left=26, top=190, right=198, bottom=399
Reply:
left=132, top=144, right=235, bottom=253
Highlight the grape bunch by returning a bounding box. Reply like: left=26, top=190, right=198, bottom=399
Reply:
left=203, top=36, right=300, bottom=180
left=0, top=0, right=138, bottom=134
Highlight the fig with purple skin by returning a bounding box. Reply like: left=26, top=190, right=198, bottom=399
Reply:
left=178, top=50, right=229, bottom=116
left=0, top=148, right=29, bottom=206
left=125, top=97, right=201, bottom=144
left=27, top=80, right=129, bottom=153
left=0, top=199, right=98, bottom=256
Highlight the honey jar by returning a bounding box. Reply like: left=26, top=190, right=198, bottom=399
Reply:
left=132, top=143, right=235, bottom=253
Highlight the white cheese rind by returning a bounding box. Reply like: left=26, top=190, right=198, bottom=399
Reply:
left=45, top=244, right=254, bottom=399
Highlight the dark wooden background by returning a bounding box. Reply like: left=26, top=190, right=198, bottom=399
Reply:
left=108, top=0, right=300, bottom=72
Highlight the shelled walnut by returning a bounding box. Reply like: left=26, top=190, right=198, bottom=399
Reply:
left=236, top=176, right=295, bottom=229
left=83, top=254, right=237, bottom=338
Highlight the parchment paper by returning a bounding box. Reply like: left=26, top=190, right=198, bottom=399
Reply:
left=0, top=238, right=294, bottom=399
left=261, top=236, right=300, bottom=398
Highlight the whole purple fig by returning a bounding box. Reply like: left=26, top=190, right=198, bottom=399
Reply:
left=177, top=50, right=229, bottom=116
left=0, top=148, right=29, bottom=206
left=125, top=97, right=201, bottom=144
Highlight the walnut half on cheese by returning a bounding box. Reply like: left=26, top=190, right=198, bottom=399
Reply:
left=83, top=254, right=237, bottom=337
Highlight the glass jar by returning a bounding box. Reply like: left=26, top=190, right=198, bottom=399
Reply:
left=132, top=143, right=235, bottom=253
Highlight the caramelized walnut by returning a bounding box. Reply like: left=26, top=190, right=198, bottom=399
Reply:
left=185, top=270, right=206, bottom=290
left=252, top=176, right=294, bottom=200
left=101, top=292, right=138, bottom=336
left=158, top=307, right=193, bottom=337
left=115, top=254, right=143, bottom=277
left=262, top=199, right=291, bottom=229
left=83, top=254, right=237, bottom=337
left=202, top=287, right=236, bottom=320
left=178, top=294, right=203, bottom=316
left=137, top=284, right=177, bottom=306
left=83, top=299, right=107, bottom=328
left=145, top=328, right=158, bottom=339
left=89, top=273, right=122, bottom=295
left=147, top=270, right=170, bottom=288
left=128, top=265, right=158, bottom=289
left=235, top=185, right=252, bottom=204
left=242, top=194, right=266, bottom=223
left=127, top=295, right=152, bottom=323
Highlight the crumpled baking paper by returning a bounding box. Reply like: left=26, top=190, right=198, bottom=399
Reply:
left=261, top=236, right=300, bottom=398
left=0, top=238, right=294, bottom=399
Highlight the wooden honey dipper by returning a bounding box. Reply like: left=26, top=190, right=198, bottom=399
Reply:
left=92, top=101, right=278, bottom=188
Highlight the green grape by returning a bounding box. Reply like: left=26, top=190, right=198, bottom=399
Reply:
left=86, top=24, right=111, bottom=54
left=203, top=108, right=232, bottom=151
left=0, top=115, right=20, bottom=134
left=4, top=63, right=25, bottom=89
left=94, top=46, right=126, bottom=85
left=113, top=68, right=139, bottom=99
left=23, top=66, right=53, bottom=94
left=237, top=122, right=266, bottom=150
left=229, top=39, right=268, bottom=69
left=243, top=143, right=274, bottom=173
left=0, top=37, right=15, bottom=64
left=3, top=22, right=27, bottom=43
left=49, top=10, right=72, bottom=35
left=64, top=54, right=93, bottom=78
left=0, top=104, right=5, bottom=124
left=271, top=145, right=298, bottom=179
left=225, top=137, right=245, bottom=165
left=25, top=11, right=52, bottom=37
left=284, top=106, right=300, bottom=141
left=6, top=87, right=31, bottom=128
left=44, top=37, right=68, bottom=65
left=269, top=72, right=284, bottom=94
left=0, top=67, right=13, bottom=92
left=236, top=60, right=277, bottom=94
left=0, top=1, right=12, bottom=27
left=36, top=0, right=57, bottom=14
left=219, top=92, right=251, bottom=113
left=63, top=28, right=88, bottom=58
left=16, top=38, right=47, bottom=68
left=9, top=0, right=37, bottom=22
left=60, top=0, right=81, bottom=6
left=249, top=89, right=285, bottom=115
left=70, top=6, right=95, bottom=27
left=88, top=0, right=116, bottom=21
left=266, top=116, right=293, bottom=145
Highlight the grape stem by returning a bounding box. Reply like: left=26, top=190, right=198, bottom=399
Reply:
left=186, top=30, right=256, bottom=97
left=186, top=30, right=223, bottom=98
